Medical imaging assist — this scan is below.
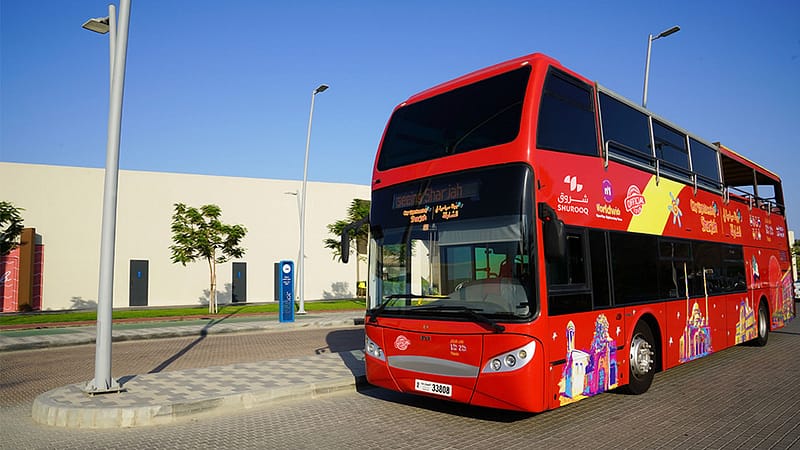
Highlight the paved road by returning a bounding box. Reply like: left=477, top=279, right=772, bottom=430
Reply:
left=1, top=326, right=364, bottom=408
left=3, top=318, right=800, bottom=449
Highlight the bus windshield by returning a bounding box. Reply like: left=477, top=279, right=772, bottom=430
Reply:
left=368, top=165, right=535, bottom=320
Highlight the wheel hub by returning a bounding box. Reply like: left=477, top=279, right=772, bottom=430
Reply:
left=630, top=335, right=653, bottom=377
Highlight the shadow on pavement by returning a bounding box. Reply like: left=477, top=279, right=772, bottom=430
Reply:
left=118, top=310, right=243, bottom=386
left=322, top=328, right=366, bottom=376
left=356, top=385, right=534, bottom=423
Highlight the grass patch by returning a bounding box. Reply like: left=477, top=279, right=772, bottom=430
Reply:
left=0, top=299, right=365, bottom=326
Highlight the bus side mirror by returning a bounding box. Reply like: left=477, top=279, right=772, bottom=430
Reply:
left=341, top=232, right=351, bottom=264
left=340, top=216, right=370, bottom=264
left=538, top=202, right=565, bottom=262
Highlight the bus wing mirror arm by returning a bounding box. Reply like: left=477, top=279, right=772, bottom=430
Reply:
left=341, top=215, right=370, bottom=264
left=538, top=202, right=566, bottom=262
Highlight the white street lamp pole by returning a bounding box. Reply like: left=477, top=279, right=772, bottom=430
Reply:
left=82, top=0, right=131, bottom=394
left=642, top=25, right=680, bottom=109
left=297, top=84, right=328, bottom=315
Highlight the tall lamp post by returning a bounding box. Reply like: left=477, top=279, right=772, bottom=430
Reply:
left=642, top=25, right=680, bottom=108
left=298, top=84, right=329, bottom=315
left=81, top=0, right=131, bottom=394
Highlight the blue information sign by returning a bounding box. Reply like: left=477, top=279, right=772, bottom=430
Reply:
left=278, top=260, right=295, bottom=323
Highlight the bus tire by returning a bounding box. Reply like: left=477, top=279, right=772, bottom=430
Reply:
left=750, top=300, right=769, bottom=347
left=623, top=320, right=656, bottom=395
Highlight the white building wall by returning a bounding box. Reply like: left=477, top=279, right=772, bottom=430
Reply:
left=1, top=162, right=369, bottom=310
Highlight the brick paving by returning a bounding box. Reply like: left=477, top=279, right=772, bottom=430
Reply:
left=1, top=306, right=799, bottom=448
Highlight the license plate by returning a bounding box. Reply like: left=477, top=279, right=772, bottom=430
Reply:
left=414, top=379, right=452, bottom=397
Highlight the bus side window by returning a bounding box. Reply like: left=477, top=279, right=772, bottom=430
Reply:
left=537, top=68, right=598, bottom=157
left=547, top=228, right=592, bottom=315
left=588, top=229, right=610, bottom=309
left=610, top=232, right=660, bottom=304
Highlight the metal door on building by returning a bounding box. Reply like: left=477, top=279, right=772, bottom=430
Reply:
left=129, top=260, right=148, bottom=306
left=232, top=262, right=246, bottom=303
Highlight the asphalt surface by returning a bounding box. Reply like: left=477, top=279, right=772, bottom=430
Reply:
left=1, top=304, right=799, bottom=449
left=1, top=310, right=367, bottom=428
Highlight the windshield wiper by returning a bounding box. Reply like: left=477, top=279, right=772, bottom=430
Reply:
left=368, top=294, right=450, bottom=323
left=384, top=294, right=451, bottom=300
left=415, top=305, right=505, bottom=333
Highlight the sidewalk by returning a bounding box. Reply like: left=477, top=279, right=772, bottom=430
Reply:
left=1, top=311, right=368, bottom=429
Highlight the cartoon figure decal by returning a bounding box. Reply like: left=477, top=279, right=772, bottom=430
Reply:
left=558, top=315, right=618, bottom=405
left=668, top=192, right=683, bottom=227
left=752, top=256, right=760, bottom=283
left=734, top=298, right=757, bottom=344
left=679, top=300, right=712, bottom=362
left=772, top=268, right=795, bottom=329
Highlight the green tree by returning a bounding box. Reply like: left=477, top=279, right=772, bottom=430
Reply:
left=793, top=239, right=799, bottom=275
left=324, top=199, right=370, bottom=295
left=0, top=201, right=24, bottom=256
left=324, top=199, right=370, bottom=261
left=169, top=203, right=247, bottom=314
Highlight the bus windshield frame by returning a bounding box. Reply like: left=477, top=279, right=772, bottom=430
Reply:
left=368, top=164, right=536, bottom=322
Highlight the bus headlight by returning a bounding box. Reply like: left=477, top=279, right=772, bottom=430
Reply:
left=505, top=354, right=517, bottom=367
left=482, top=341, right=536, bottom=373
left=365, top=335, right=386, bottom=361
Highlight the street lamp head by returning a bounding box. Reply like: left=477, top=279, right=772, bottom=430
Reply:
left=642, top=24, right=681, bottom=108
left=656, top=25, right=680, bottom=40
left=314, top=84, right=329, bottom=94
left=82, top=16, right=110, bottom=34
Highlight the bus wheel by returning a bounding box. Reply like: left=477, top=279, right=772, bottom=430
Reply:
left=623, top=321, right=656, bottom=395
left=751, top=301, right=769, bottom=347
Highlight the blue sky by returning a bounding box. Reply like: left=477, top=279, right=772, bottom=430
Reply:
left=2, top=1, right=799, bottom=231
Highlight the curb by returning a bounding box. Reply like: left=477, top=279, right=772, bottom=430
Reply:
left=0, top=315, right=364, bottom=352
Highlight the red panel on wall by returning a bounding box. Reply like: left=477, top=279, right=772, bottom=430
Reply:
left=0, top=245, right=44, bottom=312
left=1, top=248, right=20, bottom=312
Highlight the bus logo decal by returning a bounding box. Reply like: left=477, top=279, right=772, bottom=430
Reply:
left=394, top=335, right=411, bottom=351
left=557, top=175, right=589, bottom=215
left=601, top=179, right=613, bottom=202
left=749, top=215, right=762, bottom=240
left=624, top=185, right=646, bottom=216
left=723, top=208, right=743, bottom=239
left=564, top=175, right=583, bottom=193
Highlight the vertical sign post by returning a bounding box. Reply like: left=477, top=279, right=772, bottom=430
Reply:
left=279, top=260, right=295, bottom=323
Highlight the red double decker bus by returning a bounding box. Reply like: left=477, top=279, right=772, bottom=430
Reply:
left=352, top=53, right=795, bottom=412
